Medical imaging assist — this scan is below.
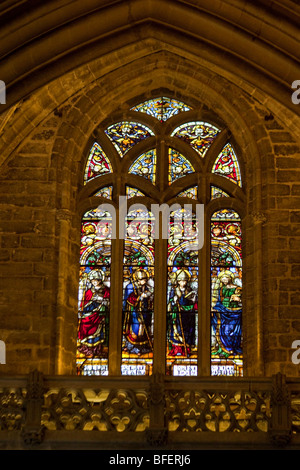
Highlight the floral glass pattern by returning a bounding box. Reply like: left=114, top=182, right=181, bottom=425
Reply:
left=122, top=209, right=155, bottom=376
left=167, top=208, right=199, bottom=376
left=76, top=208, right=112, bottom=375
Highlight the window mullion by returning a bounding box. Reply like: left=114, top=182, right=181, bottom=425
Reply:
left=197, top=176, right=211, bottom=376
left=152, top=139, right=168, bottom=375
left=108, top=209, right=123, bottom=376
left=153, top=229, right=168, bottom=376
left=197, top=206, right=211, bottom=376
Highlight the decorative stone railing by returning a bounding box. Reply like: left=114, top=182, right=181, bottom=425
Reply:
left=1, top=371, right=300, bottom=449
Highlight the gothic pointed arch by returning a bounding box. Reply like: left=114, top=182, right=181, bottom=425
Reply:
left=77, top=95, right=244, bottom=377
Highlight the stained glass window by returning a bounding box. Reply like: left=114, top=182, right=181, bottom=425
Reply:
left=176, top=186, right=198, bottom=199
left=84, top=142, right=112, bottom=183
left=126, top=186, right=146, bottom=199
left=131, top=97, right=191, bottom=121
left=212, top=143, right=242, bottom=187
left=211, top=186, right=230, bottom=200
left=76, top=208, right=112, bottom=375
left=78, top=96, right=244, bottom=378
left=168, top=148, right=195, bottom=184
left=105, top=121, right=154, bottom=157
left=210, top=209, right=243, bottom=376
left=122, top=209, right=155, bottom=375
left=171, top=121, right=220, bottom=158
left=128, top=149, right=156, bottom=183
left=167, top=208, right=199, bottom=376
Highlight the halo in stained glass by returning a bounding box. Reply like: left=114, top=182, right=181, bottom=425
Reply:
left=84, top=142, right=112, bottom=184
left=169, top=148, right=195, bottom=184
left=126, top=186, right=146, bottom=199
left=128, top=149, right=156, bottom=183
left=176, top=186, right=198, bottom=199
left=131, top=97, right=191, bottom=121
left=211, top=186, right=230, bottom=200
left=171, top=121, right=220, bottom=158
left=94, top=186, right=113, bottom=199
left=212, top=143, right=242, bottom=187
left=105, top=121, right=154, bottom=157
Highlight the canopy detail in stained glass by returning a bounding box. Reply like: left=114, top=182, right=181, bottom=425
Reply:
left=84, top=142, right=112, bottom=184
left=210, top=209, right=243, bottom=377
left=94, top=186, right=113, bottom=199
left=171, top=121, right=220, bottom=157
left=105, top=121, right=154, bottom=157
left=169, top=148, right=195, bottom=184
left=128, top=149, right=156, bottom=183
left=126, top=186, right=146, bottom=199
left=212, top=143, right=242, bottom=187
left=131, top=97, right=191, bottom=121
left=211, top=186, right=230, bottom=200
left=176, top=186, right=198, bottom=199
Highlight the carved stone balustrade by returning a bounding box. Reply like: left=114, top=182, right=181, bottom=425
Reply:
left=1, top=371, right=300, bottom=449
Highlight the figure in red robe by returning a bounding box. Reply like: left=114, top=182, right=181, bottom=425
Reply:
left=78, top=270, right=110, bottom=356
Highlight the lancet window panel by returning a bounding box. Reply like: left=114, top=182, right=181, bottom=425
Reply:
left=76, top=96, right=244, bottom=377
left=122, top=209, right=155, bottom=376
left=210, top=209, right=243, bottom=377
left=77, top=208, right=113, bottom=376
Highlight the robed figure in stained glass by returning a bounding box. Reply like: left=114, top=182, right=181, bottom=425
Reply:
left=123, top=268, right=154, bottom=356
left=211, top=269, right=242, bottom=357
left=78, top=269, right=110, bottom=355
left=167, top=268, right=198, bottom=357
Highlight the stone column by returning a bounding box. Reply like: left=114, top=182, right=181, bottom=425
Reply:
left=269, top=372, right=292, bottom=447
left=22, top=370, right=45, bottom=446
